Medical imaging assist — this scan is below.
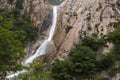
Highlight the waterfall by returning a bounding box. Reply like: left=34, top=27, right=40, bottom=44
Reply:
left=6, top=6, right=57, bottom=79
left=24, top=6, right=57, bottom=65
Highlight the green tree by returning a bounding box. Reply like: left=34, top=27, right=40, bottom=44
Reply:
left=15, top=61, right=53, bottom=80
left=0, top=5, right=38, bottom=80
left=0, top=27, right=25, bottom=79
left=52, top=44, right=116, bottom=80
left=69, top=46, right=98, bottom=79
left=52, top=46, right=100, bottom=80
left=82, top=37, right=106, bottom=51
left=96, top=53, right=115, bottom=71
left=52, top=60, right=74, bottom=80
left=107, top=21, right=120, bottom=60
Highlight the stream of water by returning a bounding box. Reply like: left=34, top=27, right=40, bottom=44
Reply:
left=6, top=6, right=57, bottom=79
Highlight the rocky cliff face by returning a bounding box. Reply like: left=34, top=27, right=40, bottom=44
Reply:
left=0, top=0, right=51, bottom=28
left=1, top=0, right=120, bottom=64
left=55, top=0, right=120, bottom=59
left=23, top=0, right=52, bottom=57
left=54, top=0, right=120, bottom=79
left=0, top=0, right=16, bottom=9
left=23, top=0, right=51, bottom=27
left=1, top=0, right=120, bottom=79
left=0, top=0, right=52, bottom=58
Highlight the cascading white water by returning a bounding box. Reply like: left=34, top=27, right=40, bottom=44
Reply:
left=6, top=70, right=26, bottom=79
left=6, top=6, right=57, bottom=79
left=24, top=6, right=57, bottom=65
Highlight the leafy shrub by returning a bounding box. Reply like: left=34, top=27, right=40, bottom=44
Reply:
left=51, top=34, right=118, bottom=80
left=109, top=67, right=120, bottom=77
left=65, top=25, right=73, bottom=33
left=0, top=27, right=25, bottom=78
left=15, top=61, right=53, bottom=80
left=107, top=21, right=120, bottom=60
left=82, top=36, right=106, bottom=51
left=52, top=60, right=74, bottom=80
left=52, top=46, right=103, bottom=80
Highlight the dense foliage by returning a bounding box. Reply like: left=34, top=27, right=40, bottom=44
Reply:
left=107, top=21, right=120, bottom=60
left=81, top=37, right=106, bottom=51
left=0, top=28, right=25, bottom=78
left=0, top=9, right=38, bottom=79
left=14, top=61, right=53, bottom=80
left=51, top=44, right=115, bottom=80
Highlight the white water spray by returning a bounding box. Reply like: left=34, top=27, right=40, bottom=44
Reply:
left=6, top=6, right=57, bottom=79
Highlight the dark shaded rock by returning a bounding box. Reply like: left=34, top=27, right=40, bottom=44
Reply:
left=40, top=10, right=53, bottom=33
left=48, top=0, right=64, bottom=5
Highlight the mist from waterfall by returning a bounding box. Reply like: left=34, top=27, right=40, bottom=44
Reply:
left=6, top=6, right=57, bottom=79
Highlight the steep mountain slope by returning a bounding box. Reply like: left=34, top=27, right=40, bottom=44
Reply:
left=1, top=0, right=119, bottom=59
left=0, top=0, right=120, bottom=79
left=55, top=0, right=120, bottom=59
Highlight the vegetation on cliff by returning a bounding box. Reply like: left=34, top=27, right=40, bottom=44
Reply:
left=0, top=9, right=38, bottom=79
left=15, top=20, right=120, bottom=80
left=51, top=21, right=120, bottom=80
left=0, top=0, right=120, bottom=79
